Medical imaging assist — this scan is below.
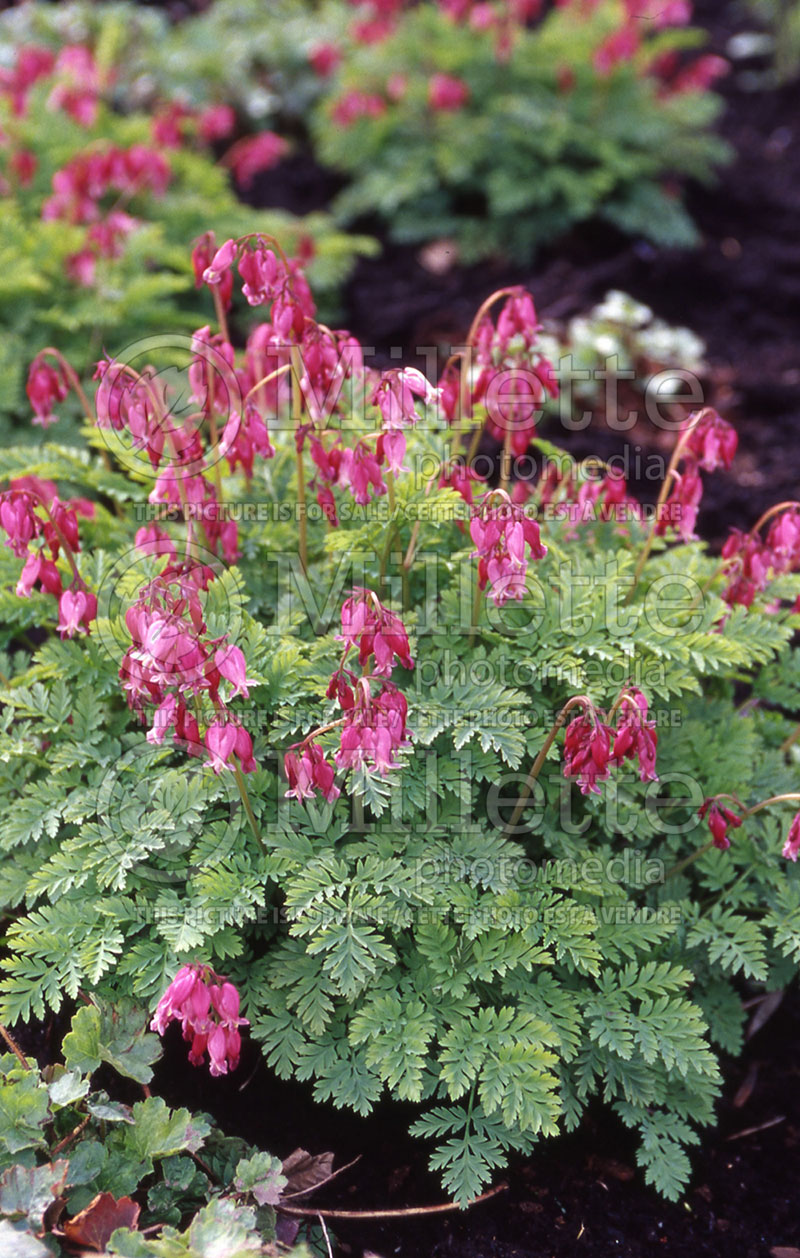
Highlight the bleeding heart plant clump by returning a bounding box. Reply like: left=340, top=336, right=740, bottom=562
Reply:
left=3, top=227, right=800, bottom=1214
left=312, top=0, right=731, bottom=262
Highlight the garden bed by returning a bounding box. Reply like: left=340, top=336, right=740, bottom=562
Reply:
left=183, top=2, right=800, bottom=1253
left=2, top=0, right=800, bottom=1254
left=244, top=0, right=800, bottom=544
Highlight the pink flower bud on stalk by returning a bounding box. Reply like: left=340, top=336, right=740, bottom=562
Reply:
left=151, top=964, right=248, bottom=1076
left=27, top=358, right=69, bottom=428
left=506, top=686, right=659, bottom=831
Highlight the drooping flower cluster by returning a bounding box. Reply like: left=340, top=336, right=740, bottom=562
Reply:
left=199, top=233, right=440, bottom=524
left=120, top=564, right=257, bottom=774
left=0, top=476, right=95, bottom=638
left=42, top=144, right=171, bottom=285
left=0, top=43, right=102, bottom=123
left=151, top=100, right=237, bottom=149
left=470, top=489, right=547, bottom=605
left=563, top=687, right=658, bottom=795
left=93, top=348, right=244, bottom=562
left=284, top=590, right=413, bottom=801
left=284, top=741, right=341, bottom=804
left=371, top=366, right=439, bottom=476
left=698, top=797, right=743, bottom=851
left=151, top=964, right=248, bottom=1076
left=336, top=587, right=415, bottom=673
left=223, top=131, right=288, bottom=188
left=441, top=289, right=558, bottom=461
left=697, top=799, right=800, bottom=861
left=655, top=407, right=737, bottom=542
left=720, top=507, right=800, bottom=608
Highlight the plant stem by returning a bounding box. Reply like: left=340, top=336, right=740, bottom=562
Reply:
left=378, top=521, right=397, bottom=599
left=0, top=1021, right=30, bottom=1069
left=505, top=695, right=589, bottom=831
left=468, top=576, right=483, bottom=647
left=233, top=764, right=265, bottom=850
left=212, top=286, right=230, bottom=347
left=52, top=1115, right=90, bottom=1156
left=624, top=412, right=709, bottom=604
left=665, top=839, right=714, bottom=881
left=780, top=725, right=800, bottom=754
left=205, top=358, right=223, bottom=498
left=244, top=362, right=291, bottom=405
left=742, top=792, right=800, bottom=818
left=290, top=346, right=308, bottom=574
left=276, top=1180, right=508, bottom=1221
left=499, top=423, right=512, bottom=494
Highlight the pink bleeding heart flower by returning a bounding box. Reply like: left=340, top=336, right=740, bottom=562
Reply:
left=698, top=798, right=743, bottom=851
left=214, top=645, right=251, bottom=698
left=0, top=493, right=40, bottom=557
left=284, top=741, right=340, bottom=803
left=372, top=367, right=438, bottom=431
left=27, top=357, right=69, bottom=428
left=782, top=813, right=800, bottom=861
left=134, top=524, right=176, bottom=562
left=339, top=441, right=387, bottom=505
left=57, top=588, right=96, bottom=638
left=151, top=964, right=248, bottom=1076
left=610, top=688, right=658, bottom=782
left=334, top=680, right=410, bottom=777
left=470, top=492, right=547, bottom=606
left=337, top=588, right=414, bottom=675
left=192, top=232, right=234, bottom=310
left=237, top=241, right=287, bottom=307
left=656, top=462, right=704, bottom=541
left=226, top=131, right=288, bottom=189
left=202, top=237, right=237, bottom=286
left=682, top=408, right=737, bottom=473
left=720, top=530, right=772, bottom=607
left=16, top=549, right=63, bottom=599
left=378, top=430, right=407, bottom=476
left=563, top=712, right=614, bottom=796
left=203, top=721, right=239, bottom=774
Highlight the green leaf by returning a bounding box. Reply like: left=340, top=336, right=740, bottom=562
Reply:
left=233, top=1152, right=287, bottom=1207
